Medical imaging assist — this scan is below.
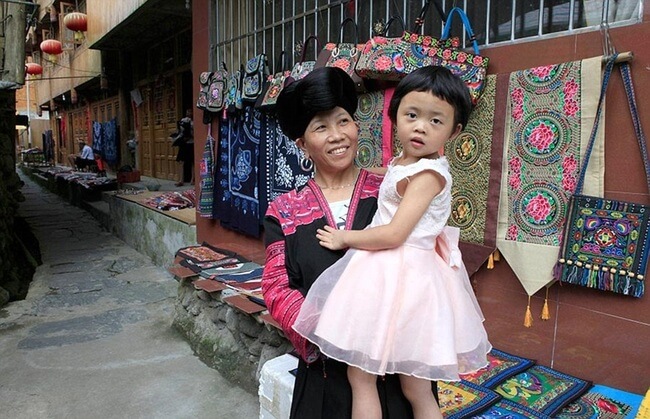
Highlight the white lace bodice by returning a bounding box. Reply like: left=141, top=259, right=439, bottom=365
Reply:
left=369, top=157, right=452, bottom=250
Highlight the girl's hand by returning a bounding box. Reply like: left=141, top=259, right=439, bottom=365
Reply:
left=316, top=225, right=347, bottom=250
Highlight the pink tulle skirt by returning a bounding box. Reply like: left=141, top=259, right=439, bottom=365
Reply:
left=293, top=241, right=491, bottom=381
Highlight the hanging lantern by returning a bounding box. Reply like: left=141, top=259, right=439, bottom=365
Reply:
left=25, top=63, right=43, bottom=76
left=71, top=88, right=78, bottom=105
left=64, top=12, right=87, bottom=42
left=41, top=39, right=63, bottom=62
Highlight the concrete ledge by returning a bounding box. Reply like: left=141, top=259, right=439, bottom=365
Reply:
left=109, top=194, right=197, bottom=268
left=173, top=279, right=292, bottom=394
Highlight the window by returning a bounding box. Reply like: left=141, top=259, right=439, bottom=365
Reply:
left=210, top=0, right=641, bottom=72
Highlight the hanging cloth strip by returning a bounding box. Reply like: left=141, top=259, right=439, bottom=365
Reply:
left=496, top=56, right=605, bottom=298
left=198, top=125, right=215, bottom=218
left=445, top=74, right=506, bottom=275
left=555, top=58, right=649, bottom=297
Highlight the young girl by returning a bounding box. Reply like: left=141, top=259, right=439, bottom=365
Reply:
left=292, top=66, right=492, bottom=419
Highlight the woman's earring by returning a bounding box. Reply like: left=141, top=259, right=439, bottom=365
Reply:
left=299, top=156, right=314, bottom=172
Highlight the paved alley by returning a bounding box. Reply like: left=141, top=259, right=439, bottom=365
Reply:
left=0, top=173, right=260, bottom=419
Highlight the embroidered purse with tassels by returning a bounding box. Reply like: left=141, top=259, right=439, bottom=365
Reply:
left=554, top=55, right=649, bottom=297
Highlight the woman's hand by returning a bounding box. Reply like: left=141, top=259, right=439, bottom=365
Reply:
left=316, top=225, right=348, bottom=250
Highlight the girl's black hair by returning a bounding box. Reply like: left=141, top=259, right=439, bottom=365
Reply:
left=388, top=66, right=472, bottom=128
left=276, top=67, right=358, bottom=140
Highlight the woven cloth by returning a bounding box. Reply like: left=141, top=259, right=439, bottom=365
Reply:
left=259, top=113, right=310, bottom=216
left=198, top=132, right=215, bottom=218
left=496, top=56, right=605, bottom=296
left=214, top=106, right=262, bottom=237
left=102, top=118, right=119, bottom=166
left=445, top=74, right=505, bottom=275
left=556, top=384, right=644, bottom=418
left=472, top=399, right=551, bottom=418
left=460, top=348, right=535, bottom=389
left=495, top=365, right=592, bottom=417
left=438, top=380, right=501, bottom=419
left=354, top=89, right=387, bottom=169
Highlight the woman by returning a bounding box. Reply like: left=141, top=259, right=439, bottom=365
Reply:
left=261, top=67, right=437, bottom=418
left=170, top=109, right=194, bottom=186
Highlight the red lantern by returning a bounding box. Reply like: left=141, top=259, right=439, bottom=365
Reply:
left=64, top=12, right=87, bottom=32
left=40, top=39, right=63, bottom=55
left=25, top=63, right=43, bottom=75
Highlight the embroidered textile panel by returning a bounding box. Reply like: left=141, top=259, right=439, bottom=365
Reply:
left=259, top=114, right=310, bottom=215
left=198, top=133, right=215, bottom=218
left=504, top=62, right=583, bottom=247
left=355, top=90, right=386, bottom=168
left=214, top=106, right=262, bottom=237
left=446, top=74, right=497, bottom=245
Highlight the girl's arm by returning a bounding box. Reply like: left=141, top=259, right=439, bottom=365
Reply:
left=317, top=169, right=445, bottom=251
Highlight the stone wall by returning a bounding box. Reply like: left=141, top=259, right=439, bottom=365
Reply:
left=0, top=90, right=34, bottom=307
left=173, top=279, right=292, bottom=394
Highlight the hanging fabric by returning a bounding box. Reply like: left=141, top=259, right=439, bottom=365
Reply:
left=198, top=125, right=216, bottom=218
left=495, top=56, right=605, bottom=304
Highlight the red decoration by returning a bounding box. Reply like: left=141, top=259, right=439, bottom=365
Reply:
left=40, top=39, right=63, bottom=55
left=25, top=63, right=43, bottom=75
left=63, top=12, right=87, bottom=32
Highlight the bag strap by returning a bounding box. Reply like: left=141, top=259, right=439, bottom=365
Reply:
left=620, top=62, right=650, bottom=193
left=412, top=0, right=447, bottom=32
left=298, top=35, right=320, bottom=63
left=337, top=17, right=359, bottom=44
left=574, top=54, right=617, bottom=194
left=441, top=7, right=480, bottom=55
left=384, top=16, right=406, bottom=35
left=273, top=50, right=286, bottom=74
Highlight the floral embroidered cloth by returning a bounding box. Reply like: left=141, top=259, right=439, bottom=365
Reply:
left=496, top=56, right=605, bottom=296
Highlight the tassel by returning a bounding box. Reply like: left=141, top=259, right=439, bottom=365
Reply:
left=524, top=296, right=533, bottom=328
left=541, top=287, right=550, bottom=321
left=493, top=249, right=501, bottom=261
left=487, top=254, right=494, bottom=269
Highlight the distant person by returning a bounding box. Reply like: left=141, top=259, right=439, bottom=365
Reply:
left=68, top=140, right=95, bottom=170
left=170, top=109, right=194, bottom=186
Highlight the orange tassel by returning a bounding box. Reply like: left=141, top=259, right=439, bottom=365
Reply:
left=524, top=296, right=533, bottom=328
left=541, top=287, right=550, bottom=320
left=487, top=254, right=494, bottom=269
left=493, top=249, right=501, bottom=262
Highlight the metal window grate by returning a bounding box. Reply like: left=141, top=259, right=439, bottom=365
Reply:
left=211, top=0, right=642, bottom=73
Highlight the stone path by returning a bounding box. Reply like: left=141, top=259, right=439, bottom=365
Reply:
left=0, top=173, right=259, bottom=419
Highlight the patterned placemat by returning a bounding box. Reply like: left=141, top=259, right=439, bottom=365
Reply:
left=438, top=380, right=500, bottom=419
left=460, top=348, right=535, bottom=389
left=556, top=384, right=643, bottom=418
left=471, top=399, right=551, bottom=418
left=495, top=365, right=592, bottom=417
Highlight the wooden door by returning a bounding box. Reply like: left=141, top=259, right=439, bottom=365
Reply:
left=139, top=86, right=153, bottom=176
left=151, top=76, right=178, bottom=180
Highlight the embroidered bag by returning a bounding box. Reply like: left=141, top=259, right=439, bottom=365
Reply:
left=205, top=63, right=228, bottom=113
left=315, top=18, right=366, bottom=92
left=285, top=35, right=320, bottom=86
left=431, top=7, right=489, bottom=105
left=196, top=71, right=212, bottom=111
left=256, top=51, right=291, bottom=111
left=555, top=56, right=649, bottom=297
left=356, top=1, right=457, bottom=81
left=225, top=65, right=244, bottom=114
left=241, top=53, right=268, bottom=103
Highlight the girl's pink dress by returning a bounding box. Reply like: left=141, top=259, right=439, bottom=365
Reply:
left=293, top=157, right=491, bottom=381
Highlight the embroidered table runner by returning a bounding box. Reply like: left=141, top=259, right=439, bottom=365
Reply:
left=446, top=74, right=506, bottom=275
left=496, top=56, right=604, bottom=296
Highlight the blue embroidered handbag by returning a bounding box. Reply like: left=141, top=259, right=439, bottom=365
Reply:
left=555, top=56, right=649, bottom=297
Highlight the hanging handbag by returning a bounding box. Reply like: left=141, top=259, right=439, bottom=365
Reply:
left=225, top=65, right=244, bottom=115
left=241, top=53, right=268, bottom=103
left=555, top=56, right=648, bottom=297
left=256, top=51, right=291, bottom=111
left=205, top=63, right=228, bottom=113
left=354, top=16, right=408, bottom=82
left=433, top=7, right=489, bottom=105
left=285, top=35, right=320, bottom=86
left=196, top=71, right=212, bottom=111
left=315, top=18, right=366, bottom=92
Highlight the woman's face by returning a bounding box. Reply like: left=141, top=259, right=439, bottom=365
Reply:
left=297, top=106, right=358, bottom=175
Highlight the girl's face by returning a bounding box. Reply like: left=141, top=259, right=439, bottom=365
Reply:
left=395, top=91, right=462, bottom=164
left=296, top=106, right=358, bottom=175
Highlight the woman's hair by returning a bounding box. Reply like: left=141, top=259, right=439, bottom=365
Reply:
left=388, top=66, right=472, bottom=129
left=276, top=67, right=358, bottom=140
